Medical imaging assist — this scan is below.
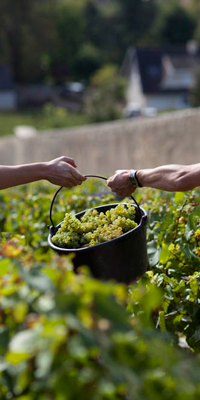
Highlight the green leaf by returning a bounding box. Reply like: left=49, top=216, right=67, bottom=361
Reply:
left=0, top=327, right=9, bottom=351
left=191, top=206, right=200, bottom=218
left=174, top=192, right=185, bottom=204
left=184, top=225, right=194, bottom=241
left=147, top=241, right=160, bottom=267
left=17, top=265, right=54, bottom=293
left=159, top=311, right=166, bottom=331
left=159, top=244, right=170, bottom=264
left=189, top=277, right=199, bottom=296
left=173, top=280, right=185, bottom=292
left=9, top=330, right=39, bottom=354
left=6, top=352, right=30, bottom=364
left=194, top=327, right=200, bottom=342
left=35, top=351, right=53, bottom=378
left=160, top=214, right=173, bottom=231
left=0, top=360, right=8, bottom=372
left=0, top=258, right=11, bottom=277
left=94, top=294, right=130, bottom=331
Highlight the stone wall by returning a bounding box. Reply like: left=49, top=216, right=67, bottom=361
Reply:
left=1, top=108, right=200, bottom=176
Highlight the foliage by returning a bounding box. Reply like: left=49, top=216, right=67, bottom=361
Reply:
left=0, top=107, right=90, bottom=136
left=0, top=0, right=85, bottom=83
left=83, top=0, right=158, bottom=65
left=137, top=188, right=200, bottom=351
left=73, top=43, right=102, bottom=80
left=190, top=69, right=200, bottom=107
left=156, top=2, right=196, bottom=45
left=140, top=1, right=196, bottom=46
left=0, top=181, right=200, bottom=397
left=47, top=2, right=85, bottom=83
left=0, top=0, right=57, bottom=83
left=42, top=104, right=89, bottom=129
left=84, top=64, right=126, bottom=122
left=117, top=0, right=158, bottom=47
left=191, top=0, right=200, bottom=44
left=0, top=0, right=199, bottom=85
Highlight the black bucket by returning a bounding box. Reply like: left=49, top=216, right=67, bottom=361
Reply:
left=48, top=175, right=148, bottom=284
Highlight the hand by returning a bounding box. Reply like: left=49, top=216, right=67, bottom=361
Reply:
left=45, top=156, right=87, bottom=188
left=107, top=169, right=135, bottom=198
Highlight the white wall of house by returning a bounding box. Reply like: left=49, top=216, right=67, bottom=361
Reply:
left=0, top=91, right=17, bottom=110
left=126, top=61, right=146, bottom=107
left=146, top=94, right=189, bottom=110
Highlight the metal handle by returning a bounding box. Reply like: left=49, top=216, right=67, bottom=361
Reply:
left=49, top=174, right=141, bottom=228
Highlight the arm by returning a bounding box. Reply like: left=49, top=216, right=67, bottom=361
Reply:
left=0, top=156, right=86, bottom=190
left=107, top=164, right=200, bottom=197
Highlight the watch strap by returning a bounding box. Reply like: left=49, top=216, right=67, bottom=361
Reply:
left=129, top=170, right=142, bottom=188
left=135, top=170, right=142, bottom=187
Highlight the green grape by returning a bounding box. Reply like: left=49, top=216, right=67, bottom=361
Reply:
left=52, top=203, right=138, bottom=249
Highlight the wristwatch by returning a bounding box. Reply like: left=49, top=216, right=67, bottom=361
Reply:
left=129, top=170, right=142, bottom=188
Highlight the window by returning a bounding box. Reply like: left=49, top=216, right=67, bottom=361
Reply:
left=147, top=65, right=160, bottom=79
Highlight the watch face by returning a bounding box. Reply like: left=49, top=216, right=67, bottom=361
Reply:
left=129, top=171, right=138, bottom=187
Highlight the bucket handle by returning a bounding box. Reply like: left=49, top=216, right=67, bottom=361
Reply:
left=49, top=174, right=142, bottom=228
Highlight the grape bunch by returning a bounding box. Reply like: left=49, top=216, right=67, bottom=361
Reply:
left=52, top=203, right=138, bottom=249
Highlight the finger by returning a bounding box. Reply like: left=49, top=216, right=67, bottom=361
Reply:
left=70, top=168, right=86, bottom=182
left=115, top=189, right=125, bottom=196
left=115, top=192, right=126, bottom=198
left=73, top=178, right=85, bottom=185
left=66, top=173, right=86, bottom=186
left=108, top=187, right=120, bottom=195
left=115, top=188, right=133, bottom=197
left=63, top=178, right=78, bottom=188
left=107, top=177, right=116, bottom=187
left=62, top=156, right=77, bottom=168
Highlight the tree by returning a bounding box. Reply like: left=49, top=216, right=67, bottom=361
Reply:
left=0, top=0, right=85, bottom=83
left=84, top=64, right=126, bottom=122
left=158, top=2, right=196, bottom=45
left=0, top=0, right=58, bottom=83
left=47, top=2, right=85, bottom=83
left=190, top=0, right=200, bottom=44
left=191, top=69, right=200, bottom=107
left=83, top=0, right=158, bottom=66
left=118, top=0, right=158, bottom=47
left=73, top=43, right=102, bottom=80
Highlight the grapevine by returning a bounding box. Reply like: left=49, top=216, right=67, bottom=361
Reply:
left=52, top=203, right=138, bottom=249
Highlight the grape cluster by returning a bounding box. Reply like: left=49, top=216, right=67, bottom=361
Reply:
left=52, top=203, right=138, bottom=249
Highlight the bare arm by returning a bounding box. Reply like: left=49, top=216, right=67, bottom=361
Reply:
left=0, top=156, right=86, bottom=190
left=107, top=164, right=200, bottom=197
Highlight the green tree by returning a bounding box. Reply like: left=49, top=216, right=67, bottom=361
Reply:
left=84, top=1, right=104, bottom=50
left=158, top=2, right=196, bottom=45
left=118, top=0, right=158, bottom=47
left=48, top=2, right=85, bottom=83
left=84, top=64, right=126, bottom=122
left=83, top=0, right=158, bottom=66
left=0, top=0, right=58, bottom=83
left=191, top=69, right=200, bottom=107
left=73, top=43, right=102, bottom=80
left=0, top=0, right=85, bottom=83
left=190, top=0, right=200, bottom=44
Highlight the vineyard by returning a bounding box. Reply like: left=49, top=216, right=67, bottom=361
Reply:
left=0, top=180, right=200, bottom=399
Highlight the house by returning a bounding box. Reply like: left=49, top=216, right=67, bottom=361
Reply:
left=121, top=45, right=200, bottom=112
left=0, top=65, right=17, bottom=110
